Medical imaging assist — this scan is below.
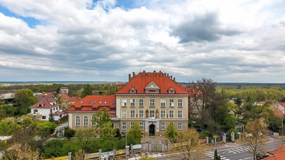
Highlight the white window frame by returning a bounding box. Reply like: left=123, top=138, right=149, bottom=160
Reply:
left=121, top=99, right=127, bottom=107
left=75, top=116, right=80, bottom=126
left=84, top=116, right=89, bottom=126
left=160, top=99, right=166, bottom=108
left=169, top=110, right=174, bottom=118
left=122, top=110, right=127, bottom=118
left=178, top=99, right=183, bottom=107
left=161, top=122, right=166, bottom=130
left=150, top=98, right=155, bottom=107
left=139, top=110, right=144, bottom=118
left=130, top=122, right=134, bottom=129
left=178, top=111, right=183, bottom=118
left=130, top=110, right=135, bottom=118
left=161, top=110, right=165, bottom=118
left=139, top=122, right=144, bottom=129
left=139, top=99, right=144, bottom=107
left=170, top=99, right=174, bottom=107
left=122, top=122, right=126, bottom=130
left=150, top=110, right=155, bottom=118
left=178, top=122, right=183, bottom=130
left=130, top=98, right=135, bottom=107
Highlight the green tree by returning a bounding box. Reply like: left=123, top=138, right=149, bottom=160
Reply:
left=14, top=89, right=36, bottom=115
left=100, top=121, right=115, bottom=140
left=92, top=109, right=111, bottom=130
left=164, top=122, right=178, bottom=143
left=0, top=117, right=20, bottom=135
left=80, top=84, right=93, bottom=98
left=33, top=121, right=56, bottom=138
left=0, top=101, right=6, bottom=120
left=64, top=127, right=76, bottom=140
left=74, top=127, right=98, bottom=142
left=127, top=121, right=142, bottom=144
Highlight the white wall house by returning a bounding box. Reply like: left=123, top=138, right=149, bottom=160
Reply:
left=31, top=97, right=61, bottom=121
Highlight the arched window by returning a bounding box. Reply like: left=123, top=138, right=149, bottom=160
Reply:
left=84, top=116, right=89, bottom=126
left=75, top=116, right=80, bottom=126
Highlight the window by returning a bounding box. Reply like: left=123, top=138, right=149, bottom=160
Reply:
left=130, top=98, right=135, bottom=107
left=75, top=116, right=80, bottom=126
left=161, top=122, right=166, bottom=130
left=42, top=116, right=46, bottom=120
left=139, top=122, right=144, bottom=129
left=178, top=111, right=183, bottom=118
left=122, top=110, right=127, bottom=118
left=139, top=99, right=144, bottom=107
left=84, top=116, right=89, bottom=126
left=178, top=122, right=183, bottom=130
left=130, top=122, right=134, bottom=129
left=139, top=110, right=144, bottom=118
left=169, top=110, right=174, bottom=118
left=170, top=99, right=174, bottom=107
left=91, top=116, right=96, bottom=126
left=150, top=110, right=155, bottom=118
left=130, top=110, right=135, bottom=118
left=150, top=98, right=155, bottom=107
left=122, top=122, right=126, bottom=130
left=121, top=99, right=127, bottom=107
left=160, top=99, right=166, bottom=108
left=33, top=109, right=38, bottom=114
left=161, top=111, right=165, bottom=118
left=178, top=99, right=183, bottom=107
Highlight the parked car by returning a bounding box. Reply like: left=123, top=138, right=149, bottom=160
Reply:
left=256, top=152, right=269, bottom=160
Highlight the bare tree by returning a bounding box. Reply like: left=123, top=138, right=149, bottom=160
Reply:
left=243, top=119, right=267, bottom=160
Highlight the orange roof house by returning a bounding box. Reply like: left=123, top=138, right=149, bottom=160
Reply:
left=116, top=71, right=187, bottom=94
left=264, top=144, right=285, bottom=160
left=68, top=95, right=116, bottom=117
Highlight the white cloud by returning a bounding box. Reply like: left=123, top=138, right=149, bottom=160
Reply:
left=0, top=0, right=285, bottom=82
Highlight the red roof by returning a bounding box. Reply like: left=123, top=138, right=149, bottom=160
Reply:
left=67, top=95, right=116, bottom=115
left=278, top=102, right=285, bottom=108
left=68, top=97, right=81, bottom=103
left=265, top=144, right=285, bottom=160
left=116, top=71, right=187, bottom=94
left=31, top=97, right=59, bottom=109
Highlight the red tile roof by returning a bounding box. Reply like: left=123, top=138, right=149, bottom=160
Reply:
left=265, top=144, right=285, bottom=160
left=67, top=95, right=116, bottom=115
left=31, top=97, right=59, bottom=109
left=278, top=102, right=285, bottom=108
left=116, top=71, right=187, bottom=94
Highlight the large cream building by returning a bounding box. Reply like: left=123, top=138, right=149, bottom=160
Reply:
left=68, top=71, right=189, bottom=136
left=116, top=71, right=188, bottom=136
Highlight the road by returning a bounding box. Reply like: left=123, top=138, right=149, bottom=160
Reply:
left=151, top=136, right=284, bottom=160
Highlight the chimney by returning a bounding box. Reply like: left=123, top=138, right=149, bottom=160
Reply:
left=173, top=77, right=176, bottom=81
left=128, top=74, right=131, bottom=81
left=170, top=75, right=173, bottom=80
left=154, top=70, right=156, bottom=73
left=132, top=72, right=135, bottom=77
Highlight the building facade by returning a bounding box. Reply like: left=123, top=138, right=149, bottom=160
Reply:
left=67, top=71, right=189, bottom=136
left=67, top=95, right=118, bottom=129
left=116, top=71, right=188, bottom=136
left=31, top=97, right=61, bottom=121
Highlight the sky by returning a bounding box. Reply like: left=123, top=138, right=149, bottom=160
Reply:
left=0, top=0, right=285, bottom=83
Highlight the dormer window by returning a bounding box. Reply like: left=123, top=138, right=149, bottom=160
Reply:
left=168, top=87, right=175, bottom=94
left=99, top=101, right=102, bottom=104
left=88, top=101, right=91, bottom=104
left=80, top=101, right=83, bottom=104
left=104, top=101, right=107, bottom=104
left=129, top=87, right=136, bottom=93
left=145, top=81, right=160, bottom=94
left=94, top=101, right=96, bottom=104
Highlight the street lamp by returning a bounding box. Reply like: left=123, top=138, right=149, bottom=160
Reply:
left=125, top=132, right=128, bottom=160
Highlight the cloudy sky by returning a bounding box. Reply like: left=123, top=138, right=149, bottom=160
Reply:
left=0, top=0, right=285, bottom=83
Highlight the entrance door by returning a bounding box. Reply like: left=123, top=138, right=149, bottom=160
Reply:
left=149, top=124, right=155, bottom=136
